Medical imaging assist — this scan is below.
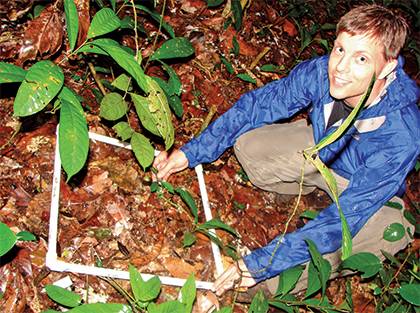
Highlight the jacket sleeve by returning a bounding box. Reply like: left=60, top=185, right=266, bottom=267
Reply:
left=181, top=58, right=323, bottom=167
left=243, top=141, right=419, bottom=282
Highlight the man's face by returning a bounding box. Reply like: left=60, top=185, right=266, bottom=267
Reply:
left=328, top=32, right=390, bottom=107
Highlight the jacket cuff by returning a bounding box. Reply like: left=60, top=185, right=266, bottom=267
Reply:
left=180, top=142, right=199, bottom=168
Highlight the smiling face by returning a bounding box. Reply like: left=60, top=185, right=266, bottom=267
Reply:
left=328, top=32, right=397, bottom=107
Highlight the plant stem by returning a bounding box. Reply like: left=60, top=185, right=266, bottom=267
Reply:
left=88, top=62, right=107, bottom=96
left=0, top=120, right=21, bottom=151
left=129, top=0, right=140, bottom=62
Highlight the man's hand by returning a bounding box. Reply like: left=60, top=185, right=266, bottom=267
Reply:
left=152, top=149, right=189, bottom=181
left=212, top=259, right=257, bottom=296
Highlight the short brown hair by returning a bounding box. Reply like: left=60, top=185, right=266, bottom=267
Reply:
left=337, top=4, right=408, bottom=60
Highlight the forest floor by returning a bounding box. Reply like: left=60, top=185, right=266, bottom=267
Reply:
left=0, top=0, right=419, bottom=312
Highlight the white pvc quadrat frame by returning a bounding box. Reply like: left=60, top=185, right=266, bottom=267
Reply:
left=46, top=127, right=224, bottom=290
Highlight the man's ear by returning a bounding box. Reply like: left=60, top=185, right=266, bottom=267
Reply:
left=378, top=59, right=398, bottom=80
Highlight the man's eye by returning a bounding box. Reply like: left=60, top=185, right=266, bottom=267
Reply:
left=335, top=47, right=344, bottom=54
left=357, top=56, right=368, bottom=63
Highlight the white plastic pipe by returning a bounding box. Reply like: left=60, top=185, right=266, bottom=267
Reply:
left=46, top=127, right=223, bottom=290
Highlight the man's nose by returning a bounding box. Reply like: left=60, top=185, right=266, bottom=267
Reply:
left=336, top=56, right=350, bottom=73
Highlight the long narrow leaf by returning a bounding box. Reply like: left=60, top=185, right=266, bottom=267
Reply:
left=197, top=218, right=237, bottom=236
left=64, top=0, right=79, bottom=51
left=0, top=62, right=27, bottom=83
left=175, top=187, right=198, bottom=223
left=305, top=239, right=331, bottom=297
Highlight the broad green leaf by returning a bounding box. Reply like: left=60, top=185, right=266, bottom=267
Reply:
left=383, top=223, right=405, bottom=242
left=249, top=290, right=269, bottom=313
left=14, top=61, right=64, bottom=117
left=306, top=239, right=331, bottom=297
left=152, top=77, right=183, bottom=118
left=299, top=210, right=319, bottom=220
left=305, top=261, right=321, bottom=298
left=340, top=252, right=381, bottom=279
left=100, top=92, right=128, bottom=121
left=130, top=132, right=155, bottom=170
left=343, top=279, right=353, bottom=312
left=64, top=0, right=79, bottom=51
left=129, top=265, right=161, bottom=303
left=87, top=8, right=121, bottom=39
left=148, top=301, right=185, bottom=313
left=0, top=62, right=27, bottom=83
left=45, top=285, right=81, bottom=308
left=16, top=231, right=36, bottom=241
left=384, top=201, right=403, bottom=210
left=231, top=0, right=242, bottom=30
left=275, top=265, right=304, bottom=296
left=112, top=74, right=132, bottom=92
left=415, top=159, right=420, bottom=172
left=183, top=232, right=196, bottom=247
left=89, top=39, right=148, bottom=93
left=0, top=222, right=17, bottom=257
left=303, top=298, right=336, bottom=312
left=113, top=122, right=134, bottom=141
left=150, top=182, right=159, bottom=193
left=403, top=210, right=416, bottom=226
left=68, top=303, right=132, bottom=313
left=383, top=303, right=407, bottom=313
left=236, top=73, right=256, bottom=84
left=58, top=87, right=89, bottom=181
left=381, top=249, right=401, bottom=266
left=33, top=5, right=46, bottom=18
left=180, top=273, right=196, bottom=312
left=149, top=37, right=195, bottom=61
left=160, top=62, right=182, bottom=96
left=197, top=218, right=238, bottom=236
left=134, top=5, right=175, bottom=38
left=399, top=284, right=420, bottom=306
left=221, top=57, right=234, bottom=74
left=206, top=0, right=224, bottom=7
left=131, top=78, right=175, bottom=149
left=174, top=187, right=198, bottom=223
left=41, top=310, right=60, bottom=313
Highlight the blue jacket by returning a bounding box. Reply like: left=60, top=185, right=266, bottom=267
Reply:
left=181, top=55, right=420, bottom=282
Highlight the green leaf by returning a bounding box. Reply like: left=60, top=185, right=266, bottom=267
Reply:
left=305, top=261, right=321, bottom=298
left=112, top=74, right=132, bottom=91
left=232, top=36, right=240, bottom=56
left=221, top=57, right=234, bottom=74
left=87, top=8, right=121, bottom=39
left=231, top=0, right=242, bottom=30
left=206, top=0, right=224, bottom=7
left=299, top=210, right=319, bottom=220
left=340, top=252, right=381, bottom=279
left=33, top=5, right=45, bottom=18
left=381, top=249, right=401, bottom=266
left=100, top=92, right=128, bottom=121
left=89, top=39, right=148, bottom=93
left=150, top=182, right=159, bottom=193
left=58, top=87, right=89, bottom=181
left=403, top=210, right=416, bottom=226
left=275, top=265, right=304, bottom=296
left=183, top=232, right=197, bottom=247
left=197, top=218, right=238, bottom=236
left=305, top=239, right=331, bottom=296
left=134, top=5, right=175, bottom=38
left=268, top=300, right=294, bottom=313
left=16, top=231, right=36, bottom=241
left=129, top=265, right=161, bottom=303
left=161, top=181, right=174, bottom=193
left=260, top=64, right=284, bottom=73
left=45, top=285, right=81, bottom=308
left=108, top=0, right=116, bottom=11
left=0, top=222, right=17, bottom=257
left=64, top=0, right=79, bottom=51
left=150, top=37, right=195, bottom=61
left=399, top=284, right=420, bottom=306
left=67, top=303, right=132, bottom=313
left=385, top=201, right=403, bottom=210
left=415, top=160, right=420, bottom=172
left=130, top=132, right=155, bottom=170
left=148, top=301, right=185, bottom=313
left=14, top=61, right=64, bottom=117
left=175, top=187, right=198, bottom=223
left=113, top=122, right=134, bottom=141
left=168, top=95, right=183, bottom=118
left=249, top=290, right=269, bottom=313
left=180, top=273, right=196, bottom=313
left=0, top=62, right=27, bottom=83
left=383, top=303, right=407, bottom=313
left=383, top=223, right=405, bottom=242
left=160, top=62, right=182, bottom=96
left=131, top=78, right=175, bottom=149
left=236, top=73, right=256, bottom=84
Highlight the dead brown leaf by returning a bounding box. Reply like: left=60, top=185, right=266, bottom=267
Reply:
left=18, top=4, right=63, bottom=65
left=75, top=0, right=90, bottom=46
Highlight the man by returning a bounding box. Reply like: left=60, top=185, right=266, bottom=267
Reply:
left=154, top=4, right=420, bottom=298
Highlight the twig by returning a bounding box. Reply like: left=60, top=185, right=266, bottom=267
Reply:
left=249, top=47, right=271, bottom=70
left=0, top=120, right=22, bottom=152
left=88, top=62, right=107, bottom=96
left=196, top=105, right=217, bottom=137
